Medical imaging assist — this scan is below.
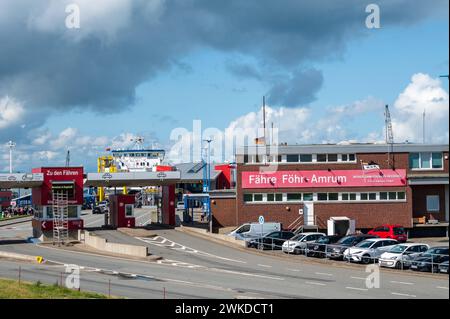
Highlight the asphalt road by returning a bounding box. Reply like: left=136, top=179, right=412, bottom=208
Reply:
left=0, top=225, right=448, bottom=299
left=81, top=207, right=154, bottom=228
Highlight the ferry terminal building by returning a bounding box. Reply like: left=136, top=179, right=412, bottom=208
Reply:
left=211, top=143, right=449, bottom=235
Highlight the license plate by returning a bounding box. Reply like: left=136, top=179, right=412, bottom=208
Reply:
left=411, top=265, right=417, bottom=269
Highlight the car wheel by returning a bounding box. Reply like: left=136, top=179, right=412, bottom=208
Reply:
left=294, top=248, right=301, bottom=255
left=395, top=261, right=403, bottom=269
left=362, top=255, right=371, bottom=264
left=258, top=243, right=265, bottom=250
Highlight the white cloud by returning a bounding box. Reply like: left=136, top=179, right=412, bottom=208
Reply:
left=392, top=73, right=449, bottom=143
left=0, top=96, right=25, bottom=129
left=50, top=127, right=78, bottom=149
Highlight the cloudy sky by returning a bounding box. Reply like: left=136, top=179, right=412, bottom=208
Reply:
left=0, top=0, right=448, bottom=172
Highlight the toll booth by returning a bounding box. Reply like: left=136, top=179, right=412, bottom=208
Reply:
left=107, top=194, right=136, bottom=228
left=31, top=167, right=84, bottom=241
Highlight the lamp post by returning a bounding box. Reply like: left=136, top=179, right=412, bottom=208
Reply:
left=203, top=139, right=212, bottom=232
left=7, top=141, right=16, bottom=174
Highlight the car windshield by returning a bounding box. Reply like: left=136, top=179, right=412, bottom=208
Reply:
left=393, top=227, right=405, bottom=235
left=422, top=248, right=449, bottom=257
left=290, top=234, right=306, bottom=241
left=389, top=245, right=407, bottom=253
left=316, top=237, right=329, bottom=244
left=336, top=236, right=354, bottom=245
left=356, top=240, right=374, bottom=248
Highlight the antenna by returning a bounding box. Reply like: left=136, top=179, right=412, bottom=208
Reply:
left=130, top=136, right=145, bottom=150
left=384, top=105, right=394, bottom=168
left=422, top=109, right=426, bottom=144
left=263, top=96, right=266, bottom=145
left=65, top=150, right=70, bottom=167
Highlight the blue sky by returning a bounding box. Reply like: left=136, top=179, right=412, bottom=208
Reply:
left=0, top=1, right=448, bottom=172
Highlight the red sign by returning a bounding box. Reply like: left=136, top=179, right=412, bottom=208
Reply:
left=33, top=218, right=84, bottom=231
left=242, top=169, right=407, bottom=189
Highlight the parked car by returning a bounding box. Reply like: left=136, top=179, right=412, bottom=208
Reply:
left=326, top=234, right=378, bottom=260
left=379, top=243, right=429, bottom=269
left=92, top=201, right=109, bottom=214
left=282, top=232, right=326, bottom=254
left=343, top=238, right=398, bottom=264
left=229, top=222, right=281, bottom=241
left=305, top=235, right=343, bottom=258
left=409, top=246, right=449, bottom=272
left=247, top=231, right=295, bottom=250
left=176, top=201, right=185, bottom=211
left=367, top=225, right=407, bottom=242
left=439, top=258, right=449, bottom=274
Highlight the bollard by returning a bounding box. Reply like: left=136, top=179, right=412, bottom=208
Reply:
left=163, top=287, right=166, bottom=299
left=108, top=279, right=111, bottom=298
left=18, top=266, right=21, bottom=285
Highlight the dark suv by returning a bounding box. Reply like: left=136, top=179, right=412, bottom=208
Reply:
left=306, top=235, right=343, bottom=258
left=326, top=234, right=378, bottom=260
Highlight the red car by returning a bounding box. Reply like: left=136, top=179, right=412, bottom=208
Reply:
left=368, top=225, right=408, bottom=242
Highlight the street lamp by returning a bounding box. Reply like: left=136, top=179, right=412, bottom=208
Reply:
left=7, top=141, right=16, bottom=174
left=203, top=139, right=213, bottom=232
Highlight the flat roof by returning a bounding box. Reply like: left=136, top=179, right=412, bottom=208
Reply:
left=237, top=143, right=449, bottom=155
left=0, top=173, right=44, bottom=188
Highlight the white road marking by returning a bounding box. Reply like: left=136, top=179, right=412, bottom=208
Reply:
left=391, top=292, right=416, bottom=298
left=390, top=281, right=414, bottom=285
left=136, top=236, right=247, bottom=264
left=315, top=272, right=333, bottom=276
left=257, top=264, right=272, bottom=268
left=305, top=281, right=326, bottom=286
left=350, top=276, right=366, bottom=280
left=346, top=287, right=368, bottom=291
left=436, top=286, right=449, bottom=290
left=286, top=268, right=300, bottom=272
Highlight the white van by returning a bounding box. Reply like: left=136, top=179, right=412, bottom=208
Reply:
left=228, top=222, right=281, bottom=240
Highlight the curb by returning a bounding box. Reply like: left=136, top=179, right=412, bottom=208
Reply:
left=0, top=251, right=42, bottom=263
left=0, top=216, right=33, bottom=227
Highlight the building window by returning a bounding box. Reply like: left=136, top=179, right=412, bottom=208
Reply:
left=303, top=193, right=313, bottom=201
left=317, top=193, right=328, bottom=201
left=432, top=153, right=443, bottom=168
left=342, top=193, right=357, bottom=201
left=267, top=193, right=282, bottom=202
left=341, top=154, right=356, bottom=162
left=327, top=154, right=338, bottom=162
left=277, top=155, right=283, bottom=162
left=243, top=194, right=253, bottom=202
left=300, top=154, right=312, bottom=162
left=388, top=192, right=397, bottom=200
left=380, top=192, right=388, bottom=200
left=317, top=154, right=327, bottom=162
left=287, top=193, right=302, bottom=201
left=125, top=204, right=134, bottom=217
left=426, top=195, right=440, bottom=212
left=410, top=152, right=443, bottom=169
left=397, top=192, right=406, bottom=200
left=287, top=154, right=299, bottom=163
left=369, top=193, right=376, bottom=200
left=253, top=194, right=263, bottom=202
left=328, top=193, right=339, bottom=201
left=244, top=155, right=249, bottom=163
left=360, top=193, right=368, bottom=200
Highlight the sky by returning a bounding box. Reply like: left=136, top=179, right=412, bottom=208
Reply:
left=0, top=0, right=449, bottom=172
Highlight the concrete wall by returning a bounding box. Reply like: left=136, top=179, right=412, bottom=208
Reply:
left=81, top=230, right=148, bottom=258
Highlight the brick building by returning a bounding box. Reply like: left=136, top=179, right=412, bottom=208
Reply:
left=211, top=143, right=449, bottom=233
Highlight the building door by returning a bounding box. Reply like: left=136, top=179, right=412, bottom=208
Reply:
left=304, top=201, right=314, bottom=226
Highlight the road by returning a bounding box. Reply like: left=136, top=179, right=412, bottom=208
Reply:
left=0, top=221, right=448, bottom=299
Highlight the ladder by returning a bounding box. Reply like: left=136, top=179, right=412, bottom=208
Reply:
left=52, top=191, right=69, bottom=246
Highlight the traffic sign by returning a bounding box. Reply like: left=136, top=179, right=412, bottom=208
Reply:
left=258, top=215, right=264, bottom=224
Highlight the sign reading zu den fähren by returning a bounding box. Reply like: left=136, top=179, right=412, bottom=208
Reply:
left=241, top=169, right=407, bottom=189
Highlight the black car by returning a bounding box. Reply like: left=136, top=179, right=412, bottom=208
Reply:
left=325, top=234, right=378, bottom=260
left=306, top=235, right=343, bottom=258
left=439, top=259, right=449, bottom=274
left=410, top=246, right=449, bottom=272
left=248, top=231, right=295, bottom=250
